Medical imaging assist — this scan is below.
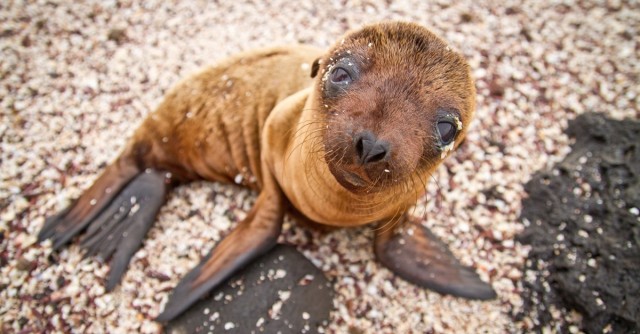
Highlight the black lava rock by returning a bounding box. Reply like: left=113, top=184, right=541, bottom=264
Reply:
left=165, top=244, right=333, bottom=334
left=517, top=112, right=640, bottom=333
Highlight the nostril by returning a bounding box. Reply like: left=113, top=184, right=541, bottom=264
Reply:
left=356, top=137, right=365, bottom=159
left=354, top=131, right=389, bottom=164
left=366, top=144, right=388, bottom=163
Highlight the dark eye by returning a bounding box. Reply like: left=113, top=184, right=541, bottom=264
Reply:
left=330, top=67, right=352, bottom=84
left=437, top=121, right=456, bottom=145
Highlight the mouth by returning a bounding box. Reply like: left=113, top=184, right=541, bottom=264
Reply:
left=343, top=171, right=368, bottom=187
left=328, top=162, right=373, bottom=192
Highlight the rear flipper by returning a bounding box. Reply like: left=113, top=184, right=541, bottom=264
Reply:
left=374, top=214, right=497, bottom=300
left=80, top=170, right=168, bottom=290
left=39, top=168, right=168, bottom=290
left=38, top=160, right=140, bottom=249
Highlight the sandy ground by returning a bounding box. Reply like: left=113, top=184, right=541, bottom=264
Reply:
left=1, top=0, right=638, bottom=333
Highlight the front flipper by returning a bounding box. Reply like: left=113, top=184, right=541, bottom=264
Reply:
left=156, top=188, right=284, bottom=322
left=374, top=215, right=496, bottom=300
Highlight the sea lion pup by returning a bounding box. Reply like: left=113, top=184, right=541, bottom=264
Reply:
left=38, top=21, right=496, bottom=321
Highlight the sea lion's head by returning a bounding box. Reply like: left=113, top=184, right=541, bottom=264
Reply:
left=310, top=22, right=476, bottom=194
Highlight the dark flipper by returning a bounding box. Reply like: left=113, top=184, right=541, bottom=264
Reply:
left=79, top=170, right=168, bottom=290
left=156, top=187, right=284, bottom=322
left=39, top=163, right=168, bottom=290
left=374, top=215, right=497, bottom=300
left=38, top=159, right=140, bottom=249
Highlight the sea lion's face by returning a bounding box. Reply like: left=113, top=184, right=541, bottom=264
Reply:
left=312, top=22, right=475, bottom=194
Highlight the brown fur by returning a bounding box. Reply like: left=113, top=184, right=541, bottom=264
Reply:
left=267, top=22, right=475, bottom=226
left=40, top=22, right=493, bottom=322
left=128, top=46, right=323, bottom=187
left=81, top=22, right=475, bottom=229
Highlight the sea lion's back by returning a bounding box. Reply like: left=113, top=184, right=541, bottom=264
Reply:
left=130, top=45, right=322, bottom=188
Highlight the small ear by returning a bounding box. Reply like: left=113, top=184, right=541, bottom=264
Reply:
left=310, top=58, right=321, bottom=78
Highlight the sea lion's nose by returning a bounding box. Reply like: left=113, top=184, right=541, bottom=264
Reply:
left=354, top=131, right=390, bottom=165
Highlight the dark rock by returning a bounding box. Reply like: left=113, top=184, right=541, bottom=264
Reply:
left=147, top=270, right=171, bottom=282
left=164, top=244, right=333, bottom=334
left=488, top=78, right=505, bottom=98
left=0, top=29, right=15, bottom=38
left=517, top=112, right=640, bottom=333
left=460, top=12, right=473, bottom=23
left=505, top=7, right=520, bottom=15
left=35, top=19, right=46, bottom=30
left=520, top=28, right=532, bottom=42
left=107, top=28, right=127, bottom=44
left=16, top=257, right=36, bottom=272
left=21, top=35, right=31, bottom=47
